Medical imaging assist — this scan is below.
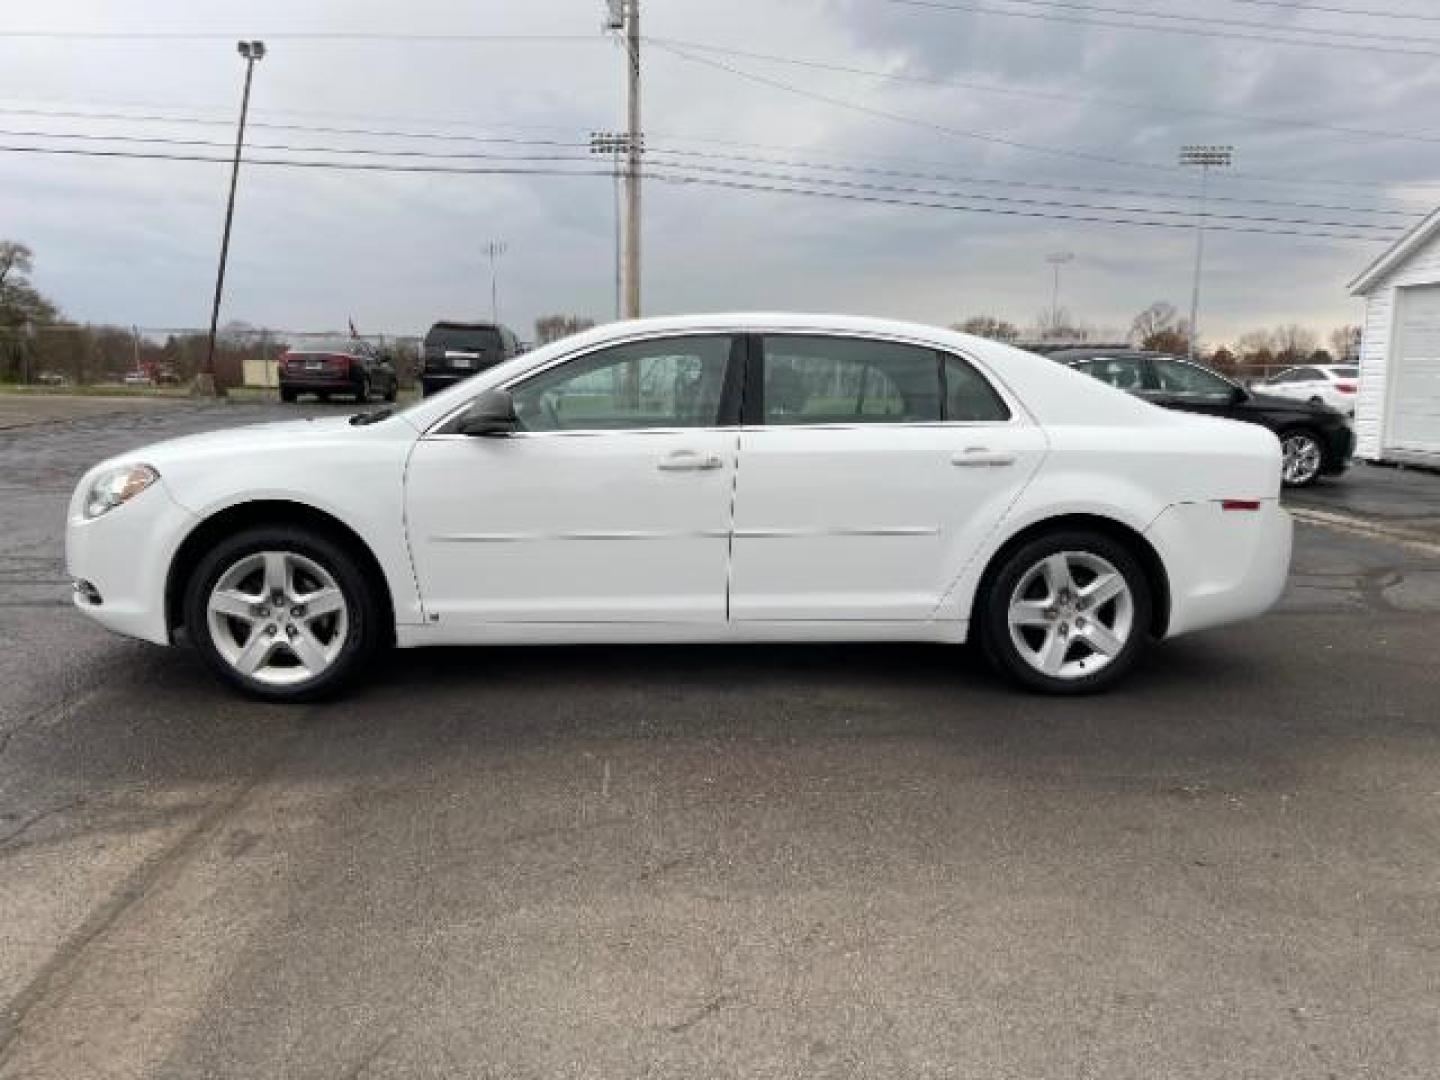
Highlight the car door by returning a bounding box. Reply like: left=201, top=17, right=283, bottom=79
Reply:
left=405, top=333, right=741, bottom=625
left=1143, top=356, right=1242, bottom=419
left=729, top=334, right=1047, bottom=622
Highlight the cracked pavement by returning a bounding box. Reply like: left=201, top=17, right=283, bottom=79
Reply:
left=1, top=398, right=1438, bottom=1078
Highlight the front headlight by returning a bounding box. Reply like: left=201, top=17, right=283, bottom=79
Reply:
left=83, top=464, right=159, bottom=519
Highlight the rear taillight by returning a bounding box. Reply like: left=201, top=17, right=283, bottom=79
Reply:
left=1335, top=382, right=1357, bottom=393
left=1221, top=500, right=1262, bottom=512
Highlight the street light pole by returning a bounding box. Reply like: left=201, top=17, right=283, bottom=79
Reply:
left=1045, top=252, right=1074, bottom=338
left=1179, top=144, right=1233, bottom=362
left=484, top=240, right=508, bottom=324
left=200, top=39, right=265, bottom=397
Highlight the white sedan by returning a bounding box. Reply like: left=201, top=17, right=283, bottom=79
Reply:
left=1254, top=364, right=1359, bottom=416
left=66, top=314, right=1291, bottom=700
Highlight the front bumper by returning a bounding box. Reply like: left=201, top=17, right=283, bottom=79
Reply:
left=65, top=477, right=197, bottom=645
left=1145, top=499, right=1292, bottom=639
left=1322, top=423, right=1355, bottom=476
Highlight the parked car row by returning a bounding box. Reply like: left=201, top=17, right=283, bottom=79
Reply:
left=1049, top=349, right=1354, bottom=487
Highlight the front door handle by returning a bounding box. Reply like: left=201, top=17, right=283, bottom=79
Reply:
left=658, top=450, right=723, bottom=471
left=951, top=447, right=1016, bottom=468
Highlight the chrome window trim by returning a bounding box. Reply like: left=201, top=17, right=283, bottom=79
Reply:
left=420, top=326, right=1034, bottom=439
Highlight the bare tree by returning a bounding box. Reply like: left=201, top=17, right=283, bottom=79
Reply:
left=1271, top=324, right=1318, bottom=363
left=534, top=314, right=596, bottom=345
left=1329, top=325, right=1362, bottom=363
left=953, top=315, right=1019, bottom=343
left=1129, top=302, right=1191, bottom=354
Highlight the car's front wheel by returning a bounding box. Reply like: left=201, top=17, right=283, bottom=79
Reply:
left=183, top=526, right=384, bottom=701
left=980, top=530, right=1152, bottom=694
left=1280, top=428, right=1324, bottom=487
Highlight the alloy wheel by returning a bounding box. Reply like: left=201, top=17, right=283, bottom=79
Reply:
left=1007, top=551, right=1135, bottom=681
left=206, top=551, right=349, bottom=687
left=1281, top=433, right=1323, bottom=486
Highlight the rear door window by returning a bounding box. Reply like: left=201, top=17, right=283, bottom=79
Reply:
left=759, top=336, right=941, bottom=425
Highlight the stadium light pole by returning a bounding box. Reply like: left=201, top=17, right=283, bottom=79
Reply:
left=200, top=39, right=265, bottom=398
left=1180, top=144, right=1233, bottom=361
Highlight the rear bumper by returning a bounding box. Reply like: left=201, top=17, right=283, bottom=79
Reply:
left=280, top=375, right=361, bottom=392
left=1322, top=424, right=1354, bottom=476
left=422, top=373, right=476, bottom=396
left=1146, top=499, right=1292, bottom=638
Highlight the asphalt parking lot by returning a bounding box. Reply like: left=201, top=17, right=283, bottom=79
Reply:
left=1, top=398, right=1438, bottom=1078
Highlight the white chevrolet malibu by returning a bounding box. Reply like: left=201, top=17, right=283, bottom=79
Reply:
left=66, top=314, right=1291, bottom=701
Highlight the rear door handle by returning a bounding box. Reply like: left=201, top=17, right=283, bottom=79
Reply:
left=658, top=450, right=724, bottom=471
left=951, top=447, right=1016, bottom=468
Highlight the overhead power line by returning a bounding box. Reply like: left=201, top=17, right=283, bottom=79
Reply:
left=1223, top=0, right=1440, bottom=22
left=654, top=39, right=1440, bottom=195
left=5, top=119, right=1415, bottom=218
left=889, top=0, right=1440, bottom=46
left=0, top=31, right=598, bottom=43
left=646, top=170, right=1396, bottom=242
left=0, top=142, right=1401, bottom=241
left=652, top=37, right=1440, bottom=152
left=879, top=0, right=1440, bottom=59
left=5, top=94, right=1438, bottom=202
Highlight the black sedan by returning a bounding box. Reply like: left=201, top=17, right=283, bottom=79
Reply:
left=278, top=343, right=399, bottom=404
left=1049, top=349, right=1353, bottom=487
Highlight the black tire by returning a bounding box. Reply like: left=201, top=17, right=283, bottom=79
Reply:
left=357, top=376, right=371, bottom=403
left=978, top=529, right=1153, bottom=695
left=384, top=379, right=398, bottom=403
left=183, top=525, right=384, bottom=702
left=1279, top=427, right=1325, bottom=488
left=279, top=387, right=297, bottom=404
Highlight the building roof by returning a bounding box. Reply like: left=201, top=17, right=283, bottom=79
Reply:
left=1349, top=205, right=1440, bottom=297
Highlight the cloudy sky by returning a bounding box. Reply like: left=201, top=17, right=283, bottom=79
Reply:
left=3, top=0, right=1439, bottom=345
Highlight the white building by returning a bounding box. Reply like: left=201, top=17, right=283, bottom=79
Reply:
left=1349, top=207, right=1440, bottom=466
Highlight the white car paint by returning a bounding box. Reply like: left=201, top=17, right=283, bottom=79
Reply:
left=66, top=313, right=1291, bottom=680
left=1256, top=365, right=1359, bottom=416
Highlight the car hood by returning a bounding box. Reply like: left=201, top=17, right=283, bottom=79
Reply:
left=105, top=414, right=417, bottom=470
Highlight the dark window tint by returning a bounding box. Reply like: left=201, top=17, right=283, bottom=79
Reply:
left=943, top=355, right=1010, bottom=421
left=511, top=335, right=733, bottom=431
left=1070, top=356, right=1146, bottom=391
left=1152, top=357, right=1234, bottom=400
left=761, top=336, right=941, bottom=425
left=424, top=325, right=503, bottom=352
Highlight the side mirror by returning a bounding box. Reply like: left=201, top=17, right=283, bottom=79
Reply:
left=456, top=389, right=518, bottom=437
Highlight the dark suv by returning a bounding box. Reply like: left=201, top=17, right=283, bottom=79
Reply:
left=1050, top=349, right=1353, bottom=487
left=421, top=321, right=522, bottom=396
left=278, top=342, right=398, bottom=404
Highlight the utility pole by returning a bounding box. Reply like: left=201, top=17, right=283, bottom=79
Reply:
left=200, top=39, right=265, bottom=398
left=603, top=0, right=643, bottom=318
left=1179, top=145, right=1233, bottom=362
left=483, top=240, right=508, bottom=323
left=1045, top=252, right=1074, bottom=339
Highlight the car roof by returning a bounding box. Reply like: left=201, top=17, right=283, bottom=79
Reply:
left=428, top=321, right=508, bottom=331
left=1047, top=348, right=1164, bottom=361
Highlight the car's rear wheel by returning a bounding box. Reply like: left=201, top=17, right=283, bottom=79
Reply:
left=980, top=530, right=1152, bottom=694
left=184, top=526, right=383, bottom=702
left=1280, top=428, right=1324, bottom=487
left=279, top=386, right=297, bottom=404
left=384, top=379, right=398, bottom=403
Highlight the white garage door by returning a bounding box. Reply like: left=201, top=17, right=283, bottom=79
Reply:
left=1389, top=284, right=1440, bottom=457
